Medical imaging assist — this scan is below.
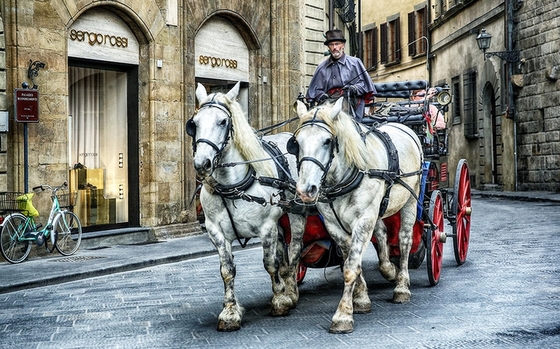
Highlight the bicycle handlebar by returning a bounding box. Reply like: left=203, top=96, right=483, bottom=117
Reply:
left=32, top=181, right=68, bottom=194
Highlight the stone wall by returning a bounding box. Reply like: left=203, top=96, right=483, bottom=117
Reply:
left=515, top=0, right=560, bottom=191
left=0, top=14, right=6, bottom=192
left=1, top=0, right=309, bottom=235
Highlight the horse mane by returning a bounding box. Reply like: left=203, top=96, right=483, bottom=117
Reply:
left=213, top=92, right=276, bottom=177
left=299, top=103, right=376, bottom=170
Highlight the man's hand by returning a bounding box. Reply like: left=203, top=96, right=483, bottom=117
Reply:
left=343, top=85, right=359, bottom=96
left=318, top=93, right=329, bottom=103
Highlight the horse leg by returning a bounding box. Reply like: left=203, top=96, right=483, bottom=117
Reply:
left=211, top=237, right=245, bottom=331
left=373, top=220, right=399, bottom=282
left=392, top=203, right=415, bottom=304
left=261, top=224, right=293, bottom=316
left=278, top=214, right=305, bottom=307
left=330, top=223, right=372, bottom=334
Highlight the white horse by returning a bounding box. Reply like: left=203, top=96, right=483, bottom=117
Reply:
left=290, top=98, right=423, bottom=333
left=187, top=82, right=306, bottom=331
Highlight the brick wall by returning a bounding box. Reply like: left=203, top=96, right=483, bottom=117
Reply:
left=515, top=1, right=560, bottom=191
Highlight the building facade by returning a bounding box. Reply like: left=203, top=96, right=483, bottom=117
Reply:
left=514, top=1, right=560, bottom=191
left=361, top=0, right=560, bottom=192
left=0, top=0, right=341, bottom=237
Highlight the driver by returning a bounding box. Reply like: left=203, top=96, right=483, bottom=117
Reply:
left=306, top=29, right=376, bottom=122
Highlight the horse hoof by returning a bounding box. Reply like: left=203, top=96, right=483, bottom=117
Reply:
left=392, top=291, right=411, bottom=304
left=353, top=304, right=372, bottom=314
left=217, top=320, right=241, bottom=332
left=329, top=321, right=354, bottom=334
left=269, top=306, right=291, bottom=317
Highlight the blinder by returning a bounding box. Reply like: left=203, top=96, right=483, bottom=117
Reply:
left=286, top=136, right=299, bottom=157
left=186, top=117, right=196, bottom=137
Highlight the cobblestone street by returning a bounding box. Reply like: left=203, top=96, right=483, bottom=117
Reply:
left=0, top=197, right=559, bottom=348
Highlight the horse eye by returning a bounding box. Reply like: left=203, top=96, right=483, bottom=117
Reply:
left=219, top=119, right=227, bottom=127
left=324, top=138, right=332, bottom=147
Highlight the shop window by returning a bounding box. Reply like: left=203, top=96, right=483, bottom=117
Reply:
left=69, top=66, right=129, bottom=227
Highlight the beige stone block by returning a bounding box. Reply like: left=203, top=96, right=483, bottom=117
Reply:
left=0, top=70, right=5, bottom=90
left=0, top=133, right=6, bottom=152
left=0, top=153, right=6, bottom=172
left=155, top=161, right=180, bottom=183
left=0, top=92, right=6, bottom=110
left=0, top=174, right=6, bottom=192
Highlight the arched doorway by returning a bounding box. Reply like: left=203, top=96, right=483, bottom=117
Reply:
left=67, top=7, right=140, bottom=230
left=482, top=82, right=501, bottom=186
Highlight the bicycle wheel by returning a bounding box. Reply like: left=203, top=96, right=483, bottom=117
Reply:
left=53, top=211, right=82, bottom=256
left=0, top=213, right=32, bottom=264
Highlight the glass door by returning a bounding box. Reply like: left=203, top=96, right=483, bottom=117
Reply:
left=68, top=66, right=129, bottom=228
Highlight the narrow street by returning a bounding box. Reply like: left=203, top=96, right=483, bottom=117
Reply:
left=1, top=197, right=559, bottom=348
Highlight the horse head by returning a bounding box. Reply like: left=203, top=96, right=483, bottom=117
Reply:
left=290, top=98, right=346, bottom=203
left=187, top=82, right=240, bottom=178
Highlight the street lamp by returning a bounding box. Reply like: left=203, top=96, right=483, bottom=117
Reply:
left=476, top=29, right=520, bottom=63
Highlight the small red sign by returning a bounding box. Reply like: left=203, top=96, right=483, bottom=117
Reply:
left=14, top=89, right=39, bottom=123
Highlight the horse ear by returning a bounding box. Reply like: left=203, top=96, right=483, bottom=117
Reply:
left=331, top=97, right=344, bottom=119
left=195, top=83, right=207, bottom=103
left=226, top=81, right=241, bottom=100
left=295, top=100, right=307, bottom=117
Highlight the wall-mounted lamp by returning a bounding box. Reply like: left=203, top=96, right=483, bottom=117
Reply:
left=476, top=29, right=520, bottom=63
left=27, top=60, right=46, bottom=89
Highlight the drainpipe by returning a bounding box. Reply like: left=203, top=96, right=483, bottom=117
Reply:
left=329, top=0, right=334, bottom=30
left=506, top=0, right=517, bottom=191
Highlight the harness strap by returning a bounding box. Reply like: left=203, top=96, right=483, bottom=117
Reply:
left=322, top=167, right=364, bottom=200
left=219, top=194, right=251, bottom=248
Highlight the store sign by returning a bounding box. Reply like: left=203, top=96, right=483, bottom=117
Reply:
left=68, top=7, right=139, bottom=65
left=195, top=17, right=249, bottom=82
left=14, top=89, right=39, bottom=123
left=69, top=29, right=129, bottom=49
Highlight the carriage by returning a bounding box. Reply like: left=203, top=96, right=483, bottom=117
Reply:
left=293, top=80, right=472, bottom=287
left=187, top=80, right=472, bottom=333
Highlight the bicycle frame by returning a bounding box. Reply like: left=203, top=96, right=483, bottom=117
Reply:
left=1, top=182, right=83, bottom=263
left=9, top=187, right=64, bottom=245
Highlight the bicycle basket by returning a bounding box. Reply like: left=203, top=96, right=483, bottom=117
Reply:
left=55, top=191, right=78, bottom=209
left=0, top=192, right=25, bottom=213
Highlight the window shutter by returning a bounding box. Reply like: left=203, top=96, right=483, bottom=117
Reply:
left=408, top=12, right=416, bottom=57
left=380, top=23, right=388, bottom=64
left=395, top=17, right=401, bottom=62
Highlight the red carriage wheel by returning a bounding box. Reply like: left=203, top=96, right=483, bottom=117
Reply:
left=296, top=262, right=307, bottom=285
left=427, top=190, right=445, bottom=286
left=452, top=159, right=472, bottom=265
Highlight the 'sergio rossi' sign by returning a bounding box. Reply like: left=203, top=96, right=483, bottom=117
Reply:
left=14, top=89, right=39, bottom=123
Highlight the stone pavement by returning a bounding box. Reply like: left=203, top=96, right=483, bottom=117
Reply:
left=0, top=190, right=559, bottom=294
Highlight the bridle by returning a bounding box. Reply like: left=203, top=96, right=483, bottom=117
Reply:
left=287, top=109, right=339, bottom=184
left=186, top=96, right=233, bottom=172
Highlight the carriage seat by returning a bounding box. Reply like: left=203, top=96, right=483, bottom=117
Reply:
left=372, top=80, right=428, bottom=100
left=362, top=80, right=429, bottom=127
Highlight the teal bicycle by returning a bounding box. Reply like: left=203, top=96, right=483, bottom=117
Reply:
left=0, top=182, right=82, bottom=264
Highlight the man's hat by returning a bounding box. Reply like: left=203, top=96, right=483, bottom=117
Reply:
left=324, top=29, right=346, bottom=45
